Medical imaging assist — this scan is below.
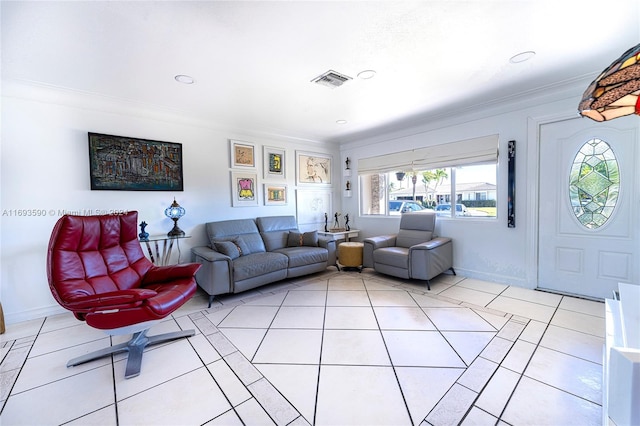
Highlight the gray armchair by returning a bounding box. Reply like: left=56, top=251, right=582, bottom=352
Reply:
left=363, top=211, right=455, bottom=289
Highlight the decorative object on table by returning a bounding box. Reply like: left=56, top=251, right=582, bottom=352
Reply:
left=263, top=146, right=286, bottom=180
left=331, top=212, right=345, bottom=232
left=229, top=139, right=256, bottom=168
left=165, top=198, right=186, bottom=236
left=296, top=151, right=332, bottom=185
left=578, top=43, right=640, bottom=122
left=138, top=221, right=149, bottom=241
left=324, top=212, right=329, bottom=232
left=345, top=213, right=350, bottom=231
left=231, top=171, right=259, bottom=207
left=88, top=132, right=183, bottom=191
left=264, top=183, right=287, bottom=206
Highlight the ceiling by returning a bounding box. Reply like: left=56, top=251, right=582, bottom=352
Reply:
left=2, top=1, right=639, bottom=144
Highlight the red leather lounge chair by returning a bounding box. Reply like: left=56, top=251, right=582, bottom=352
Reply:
left=47, top=211, right=201, bottom=378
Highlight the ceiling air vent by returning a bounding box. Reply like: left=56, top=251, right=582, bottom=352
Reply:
left=311, top=70, right=352, bottom=88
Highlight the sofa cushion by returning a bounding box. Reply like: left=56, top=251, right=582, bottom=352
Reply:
left=232, top=252, right=288, bottom=282
left=287, top=230, right=318, bottom=247
left=373, top=247, right=410, bottom=269
left=213, top=236, right=250, bottom=259
left=275, top=246, right=327, bottom=268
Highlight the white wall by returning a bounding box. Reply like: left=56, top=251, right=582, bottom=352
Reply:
left=0, top=82, right=339, bottom=324
left=340, top=77, right=594, bottom=289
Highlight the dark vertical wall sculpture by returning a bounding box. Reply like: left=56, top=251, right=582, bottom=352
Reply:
left=507, top=140, right=516, bottom=228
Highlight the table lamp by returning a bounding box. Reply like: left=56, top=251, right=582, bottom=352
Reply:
left=164, top=198, right=185, bottom=237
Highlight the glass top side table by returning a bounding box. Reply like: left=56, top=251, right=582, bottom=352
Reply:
left=139, top=234, right=191, bottom=266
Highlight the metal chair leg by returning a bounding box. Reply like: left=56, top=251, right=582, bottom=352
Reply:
left=67, top=328, right=195, bottom=379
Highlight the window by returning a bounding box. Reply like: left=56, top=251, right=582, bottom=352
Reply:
left=360, top=163, right=497, bottom=218
left=358, top=135, right=499, bottom=218
left=569, top=138, right=619, bottom=229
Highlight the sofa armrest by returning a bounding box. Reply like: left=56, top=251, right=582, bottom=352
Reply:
left=318, top=236, right=337, bottom=266
left=191, top=246, right=234, bottom=297
left=363, top=235, right=397, bottom=268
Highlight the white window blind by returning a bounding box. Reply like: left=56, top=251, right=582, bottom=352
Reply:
left=358, top=134, right=499, bottom=174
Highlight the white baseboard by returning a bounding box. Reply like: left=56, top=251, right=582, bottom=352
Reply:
left=5, top=304, right=66, bottom=326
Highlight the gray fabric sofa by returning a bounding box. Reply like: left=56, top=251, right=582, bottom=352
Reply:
left=363, top=211, right=455, bottom=290
left=191, top=215, right=337, bottom=306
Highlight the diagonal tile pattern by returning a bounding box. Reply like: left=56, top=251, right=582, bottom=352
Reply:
left=0, top=270, right=605, bottom=425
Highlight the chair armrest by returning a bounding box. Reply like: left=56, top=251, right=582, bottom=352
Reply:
left=142, top=263, right=201, bottom=285
left=363, top=235, right=397, bottom=268
left=66, top=289, right=157, bottom=311
left=408, top=237, right=453, bottom=281
left=363, top=235, right=397, bottom=249
left=410, top=237, right=451, bottom=251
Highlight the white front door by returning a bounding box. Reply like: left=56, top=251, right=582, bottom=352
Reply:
left=538, top=115, right=639, bottom=299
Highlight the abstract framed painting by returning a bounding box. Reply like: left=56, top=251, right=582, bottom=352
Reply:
left=263, top=146, right=286, bottom=181
left=296, top=151, right=332, bottom=186
left=230, top=171, right=259, bottom=207
left=88, top=132, right=183, bottom=191
left=229, top=140, right=256, bottom=169
left=264, top=183, right=287, bottom=206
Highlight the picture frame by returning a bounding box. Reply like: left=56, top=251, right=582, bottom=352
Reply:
left=296, top=189, right=332, bottom=230
left=264, top=183, right=287, bottom=206
left=229, top=140, right=256, bottom=169
left=296, top=151, right=332, bottom=185
left=230, top=171, right=259, bottom=207
left=263, top=146, right=286, bottom=181
left=88, top=132, right=183, bottom=191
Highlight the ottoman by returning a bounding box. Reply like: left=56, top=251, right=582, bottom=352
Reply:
left=338, top=242, right=364, bottom=272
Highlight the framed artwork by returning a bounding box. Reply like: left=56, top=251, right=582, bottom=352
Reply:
left=88, top=132, right=183, bottom=191
left=263, top=146, right=286, bottom=181
left=296, top=189, right=332, bottom=230
left=296, top=151, right=332, bottom=185
left=264, top=183, right=287, bottom=206
left=229, top=140, right=256, bottom=168
left=231, top=171, right=259, bottom=207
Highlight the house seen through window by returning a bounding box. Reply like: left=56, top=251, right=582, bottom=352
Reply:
left=360, top=163, right=497, bottom=218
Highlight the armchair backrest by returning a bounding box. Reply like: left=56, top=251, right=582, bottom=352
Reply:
left=47, top=211, right=153, bottom=309
left=396, top=212, right=436, bottom=248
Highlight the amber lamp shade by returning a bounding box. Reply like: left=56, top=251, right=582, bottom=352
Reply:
left=578, top=43, right=640, bottom=122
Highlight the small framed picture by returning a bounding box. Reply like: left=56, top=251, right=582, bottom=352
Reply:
left=296, top=151, right=332, bottom=185
left=229, top=140, right=256, bottom=168
left=231, top=171, right=259, bottom=207
left=264, top=183, right=287, bottom=206
left=263, top=146, right=286, bottom=181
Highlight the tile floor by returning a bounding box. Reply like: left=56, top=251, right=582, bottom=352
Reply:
left=0, top=269, right=605, bottom=425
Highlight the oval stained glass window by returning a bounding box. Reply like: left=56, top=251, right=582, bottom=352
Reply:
left=569, top=138, right=620, bottom=229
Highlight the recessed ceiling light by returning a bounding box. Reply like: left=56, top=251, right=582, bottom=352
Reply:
left=336, top=120, right=348, bottom=125
left=357, top=70, right=377, bottom=79
left=509, top=51, right=536, bottom=64
left=174, top=74, right=195, bottom=84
